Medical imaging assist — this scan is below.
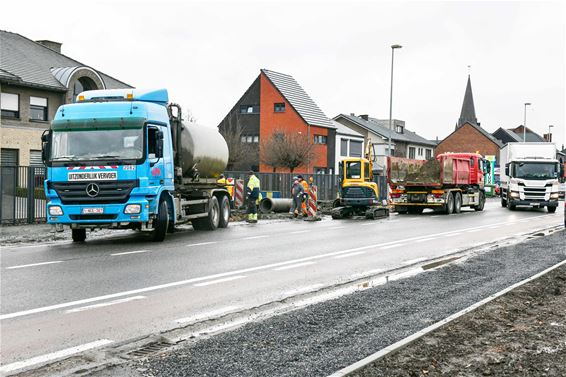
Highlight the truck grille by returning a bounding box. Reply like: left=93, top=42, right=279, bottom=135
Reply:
left=523, top=187, right=546, bottom=200
left=49, top=180, right=138, bottom=205
left=69, top=214, right=118, bottom=220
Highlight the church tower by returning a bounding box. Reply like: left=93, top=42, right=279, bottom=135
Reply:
left=456, top=75, right=478, bottom=129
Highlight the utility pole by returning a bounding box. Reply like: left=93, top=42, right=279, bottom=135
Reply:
left=523, top=102, right=531, bottom=142
left=388, top=44, right=402, bottom=156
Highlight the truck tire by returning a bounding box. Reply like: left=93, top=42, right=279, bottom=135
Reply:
left=454, top=192, right=462, bottom=214
left=501, top=195, right=507, bottom=207
left=72, top=229, right=86, bottom=242
left=547, top=206, right=557, bottom=213
left=474, top=191, right=485, bottom=211
left=396, top=206, right=408, bottom=214
left=152, top=200, right=169, bottom=242
left=192, top=196, right=220, bottom=231
left=507, top=199, right=516, bottom=211
left=444, top=192, right=454, bottom=215
left=218, top=195, right=230, bottom=228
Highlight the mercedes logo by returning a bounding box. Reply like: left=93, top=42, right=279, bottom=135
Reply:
left=86, top=183, right=100, bottom=198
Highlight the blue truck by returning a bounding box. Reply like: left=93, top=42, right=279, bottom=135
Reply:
left=41, top=89, right=231, bottom=242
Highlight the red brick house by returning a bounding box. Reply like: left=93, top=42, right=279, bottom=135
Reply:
left=434, top=75, right=502, bottom=160
left=218, top=69, right=335, bottom=173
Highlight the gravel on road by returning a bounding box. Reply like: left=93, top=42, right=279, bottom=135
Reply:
left=88, top=228, right=565, bottom=377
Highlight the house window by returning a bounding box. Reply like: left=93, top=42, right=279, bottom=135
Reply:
left=241, top=135, right=259, bottom=143
left=1, top=93, right=19, bottom=119
left=340, top=138, right=348, bottom=156
left=350, top=140, right=363, bottom=157
left=395, top=125, right=404, bottom=134
left=1, top=148, right=19, bottom=166
left=409, top=147, right=416, bottom=159
left=30, top=96, right=48, bottom=121
left=253, top=135, right=259, bottom=143
left=239, top=104, right=259, bottom=114
left=274, top=103, right=285, bottom=112
left=418, top=147, right=423, bottom=156
left=425, top=149, right=432, bottom=159
left=314, top=135, right=327, bottom=144
left=30, top=150, right=43, bottom=166
left=314, top=167, right=327, bottom=174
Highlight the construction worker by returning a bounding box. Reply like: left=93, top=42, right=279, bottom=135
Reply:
left=297, top=175, right=309, bottom=217
left=289, top=178, right=304, bottom=218
left=217, top=174, right=234, bottom=200
left=246, top=170, right=261, bottom=223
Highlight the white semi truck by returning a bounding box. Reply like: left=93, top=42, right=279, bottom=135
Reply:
left=500, top=142, right=562, bottom=213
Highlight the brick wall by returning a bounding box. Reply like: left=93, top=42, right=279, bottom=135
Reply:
left=435, top=123, right=500, bottom=159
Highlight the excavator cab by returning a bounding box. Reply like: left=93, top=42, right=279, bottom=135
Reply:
left=332, top=141, right=388, bottom=220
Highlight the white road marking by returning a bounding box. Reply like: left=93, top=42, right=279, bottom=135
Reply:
left=328, top=226, right=346, bottom=230
left=192, top=318, right=249, bottom=337
left=443, top=232, right=462, bottom=237
left=466, top=228, right=482, bottom=233
left=242, top=235, right=269, bottom=240
left=333, top=251, right=366, bottom=259
left=186, top=241, right=217, bottom=247
left=6, top=261, right=63, bottom=270
left=0, top=339, right=113, bottom=374
left=380, top=243, right=405, bottom=250
left=193, top=275, right=247, bottom=287
left=65, top=296, right=146, bottom=314
left=429, top=215, right=441, bottom=218
left=175, top=305, right=240, bottom=324
left=273, top=262, right=316, bottom=271
left=110, top=250, right=149, bottom=256
left=283, top=284, right=324, bottom=296
left=387, top=220, right=400, bottom=223
left=1, top=215, right=553, bottom=321
left=290, top=230, right=310, bottom=234
left=415, top=237, right=438, bottom=243
left=361, top=222, right=376, bottom=226
left=402, top=257, right=428, bottom=265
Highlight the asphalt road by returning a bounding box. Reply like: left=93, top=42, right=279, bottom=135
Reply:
left=0, top=199, right=563, bottom=372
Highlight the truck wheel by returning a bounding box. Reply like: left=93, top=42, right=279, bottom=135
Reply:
left=72, top=229, right=86, bottom=242
left=396, top=206, right=408, bottom=214
left=474, top=191, right=485, bottom=211
left=332, top=198, right=341, bottom=208
left=218, top=195, right=230, bottom=228
left=547, top=206, right=557, bottom=213
left=454, top=192, right=462, bottom=214
left=507, top=200, right=516, bottom=211
left=444, top=192, right=454, bottom=215
left=193, top=196, right=220, bottom=231
left=152, top=200, right=169, bottom=242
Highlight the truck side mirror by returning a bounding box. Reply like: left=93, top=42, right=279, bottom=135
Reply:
left=155, top=130, right=164, bottom=159
left=41, top=129, right=51, bottom=165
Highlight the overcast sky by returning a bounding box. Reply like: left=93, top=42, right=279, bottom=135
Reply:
left=4, top=0, right=565, bottom=146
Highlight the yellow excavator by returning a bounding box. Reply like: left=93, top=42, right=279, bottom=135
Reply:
left=332, top=140, right=389, bottom=219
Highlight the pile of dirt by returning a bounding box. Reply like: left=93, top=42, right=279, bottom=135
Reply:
left=354, top=264, right=566, bottom=377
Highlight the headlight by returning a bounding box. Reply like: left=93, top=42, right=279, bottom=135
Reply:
left=510, top=191, right=520, bottom=198
left=49, top=206, right=63, bottom=216
left=550, top=193, right=559, bottom=199
left=124, top=204, right=141, bottom=214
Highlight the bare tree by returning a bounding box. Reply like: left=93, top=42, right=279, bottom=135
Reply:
left=261, top=130, right=313, bottom=173
left=219, top=115, right=256, bottom=170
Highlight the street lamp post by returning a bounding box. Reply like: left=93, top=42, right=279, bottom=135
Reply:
left=388, top=44, right=402, bottom=156
left=523, top=102, right=531, bottom=142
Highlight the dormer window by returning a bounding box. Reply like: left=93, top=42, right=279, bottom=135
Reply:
left=395, top=124, right=404, bottom=134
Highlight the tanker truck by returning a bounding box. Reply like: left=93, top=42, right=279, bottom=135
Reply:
left=41, top=89, right=231, bottom=242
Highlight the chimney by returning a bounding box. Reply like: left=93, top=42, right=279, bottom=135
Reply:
left=36, top=40, right=62, bottom=53
left=543, top=133, right=552, bottom=142
left=350, top=113, right=355, bottom=116
left=360, top=114, right=369, bottom=121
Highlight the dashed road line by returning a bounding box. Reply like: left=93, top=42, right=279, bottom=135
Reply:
left=242, top=235, right=269, bottom=240
left=273, top=262, right=316, bottom=271
left=333, top=251, right=367, bottom=259
left=65, top=296, right=146, bottom=313
left=328, top=226, right=346, bottom=230
left=290, top=230, right=310, bottom=234
left=0, top=339, right=113, bottom=374
left=175, top=305, right=241, bottom=324
left=415, top=237, right=438, bottom=243
left=6, top=261, right=63, bottom=270
left=186, top=241, right=217, bottom=247
left=110, top=250, right=149, bottom=256
left=381, top=243, right=406, bottom=250
left=193, top=275, right=247, bottom=287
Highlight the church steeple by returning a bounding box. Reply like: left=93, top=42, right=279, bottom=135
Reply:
left=457, top=75, right=478, bottom=128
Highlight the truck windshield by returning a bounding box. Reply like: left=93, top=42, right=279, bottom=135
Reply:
left=51, top=129, right=143, bottom=161
left=346, top=161, right=361, bottom=179
left=514, top=162, right=557, bottom=180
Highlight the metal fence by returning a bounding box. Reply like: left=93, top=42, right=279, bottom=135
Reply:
left=1, top=166, right=46, bottom=224
left=225, top=171, right=389, bottom=202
